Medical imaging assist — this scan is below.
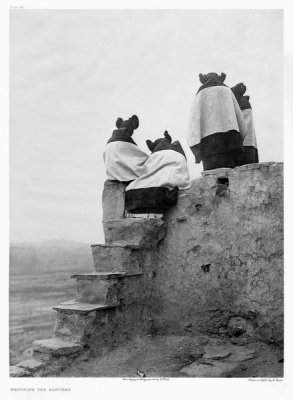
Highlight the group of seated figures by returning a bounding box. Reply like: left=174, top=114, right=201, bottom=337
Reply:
left=103, top=72, right=258, bottom=218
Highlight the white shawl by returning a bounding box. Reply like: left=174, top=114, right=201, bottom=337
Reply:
left=126, top=149, right=191, bottom=192
left=187, top=86, right=247, bottom=147
left=103, top=141, right=148, bottom=182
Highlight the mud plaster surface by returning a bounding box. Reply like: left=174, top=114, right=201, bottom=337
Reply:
left=151, top=163, right=283, bottom=344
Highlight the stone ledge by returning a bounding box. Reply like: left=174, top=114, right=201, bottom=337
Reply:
left=101, top=240, right=142, bottom=248
left=181, top=341, right=256, bottom=377
left=10, top=365, right=31, bottom=377
left=53, top=300, right=119, bottom=313
left=103, top=218, right=165, bottom=224
left=233, top=161, right=282, bottom=171
left=71, top=272, right=143, bottom=280
left=16, top=359, right=46, bottom=373
left=201, top=162, right=283, bottom=178
left=33, top=338, right=83, bottom=356
left=91, top=243, right=141, bottom=249
left=201, top=168, right=232, bottom=177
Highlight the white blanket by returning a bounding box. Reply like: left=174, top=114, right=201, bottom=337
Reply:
left=187, top=86, right=247, bottom=147
left=126, top=149, right=191, bottom=192
left=242, top=109, right=257, bottom=148
left=103, top=141, right=148, bottom=182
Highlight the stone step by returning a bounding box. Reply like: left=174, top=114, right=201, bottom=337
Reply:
left=10, top=366, right=31, bottom=377
left=71, top=271, right=143, bottom=280
left=15, top=359, right=46, bottom=373
left=33, top=338, right=83, bottom=361
left=91, top=244, right=142, bottom=274
left=73, top=277, right=119, bottom=304
left=91, top=242, right=141, bottom=249
left=69, top=270, right=144, bottom=316
left=102, top=240, right=142, bottom=248
left=53, top=300, right=119, bottom=314
left=103, top=218, right=166, bottom=249
left=53, top=305, right=104, bottom=343
left=71, top=271, right=142, bottom=304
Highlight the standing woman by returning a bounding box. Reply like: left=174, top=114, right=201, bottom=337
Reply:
left=231, top=83, right=259, bottom=166
left=187, top=72, right=247, bottom=171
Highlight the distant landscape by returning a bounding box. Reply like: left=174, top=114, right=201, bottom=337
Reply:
left=9, top=240, right=93, bottom=365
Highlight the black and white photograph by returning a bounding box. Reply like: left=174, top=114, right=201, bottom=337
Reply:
left=6, top=2, right=289, bottom=391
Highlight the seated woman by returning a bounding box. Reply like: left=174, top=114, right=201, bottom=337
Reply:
left=187, top=72, right=247, bottom=171
left=125, top=131, right=191, bottom=217
left=231, top=83, right=259, bottom=166
left=103, top=115, right=148, bottom=183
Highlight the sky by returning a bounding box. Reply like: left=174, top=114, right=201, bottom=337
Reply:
left=10, top=9, right=283, bottom=244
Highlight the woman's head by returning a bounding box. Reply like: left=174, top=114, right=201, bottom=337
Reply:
left=146, top=131, right=172, bottom=152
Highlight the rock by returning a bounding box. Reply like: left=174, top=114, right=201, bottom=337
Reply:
left=203, top=341, right=255, bottom=362
left=180, top=340, right=256, bottom=377
left=181, top=359, right=236, bottom=377
left=202, top=344, right=232, bottom=360
left=227, top=317, right=253, bottom=337
left=33, top=338, right=83, bottom=356
left=254, top=318, right=284, bottom=346
left=175, top=342, right=206, bottom=362
left=16, top=359, right=45, bottom=373
left=10, top=366, right=31, bottom=377
left=33, top=351, right=52, bottom=362
left=228, top=346, right=255, bottom=362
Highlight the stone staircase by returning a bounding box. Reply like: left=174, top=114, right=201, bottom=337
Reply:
left=10, top=207, right=167, bottom=377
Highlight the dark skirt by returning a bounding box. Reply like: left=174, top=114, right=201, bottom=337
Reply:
left=125, top=186, right=179, bottom=213
left=234, top=146, right=259, bottom=167
left=202, top=150, right=241, bottom=171
left=190, top=130, right=245, bottom=171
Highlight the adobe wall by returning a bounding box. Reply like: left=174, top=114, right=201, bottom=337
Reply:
left=102, top=162, right=283, bottom=345
left=151, top=162, right=283, bottom=344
